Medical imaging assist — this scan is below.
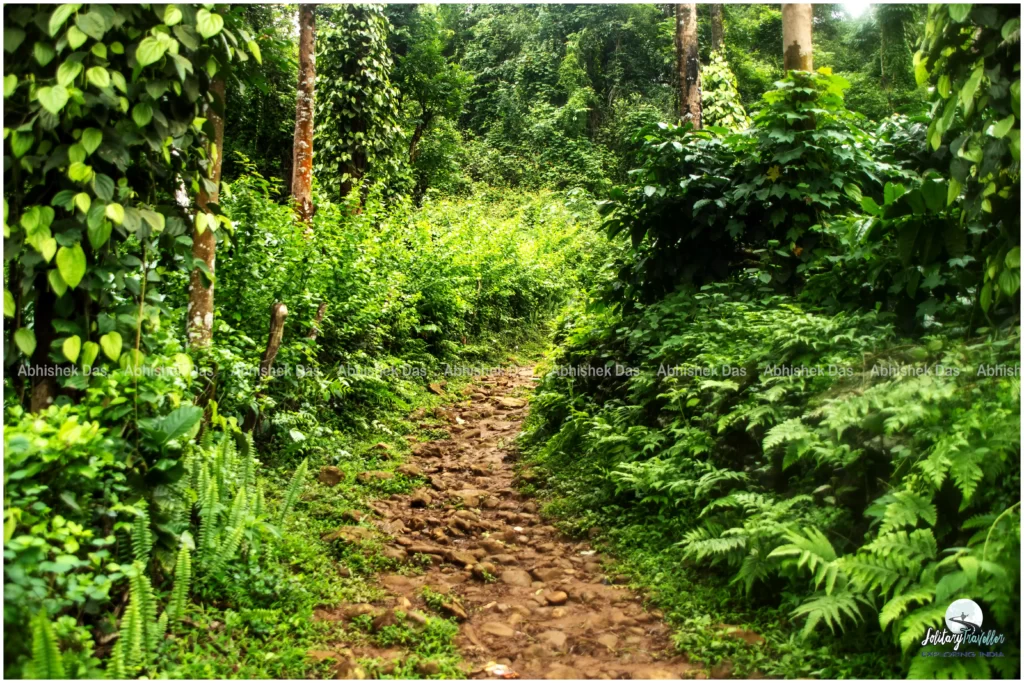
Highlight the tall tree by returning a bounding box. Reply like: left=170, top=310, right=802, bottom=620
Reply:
left=315, top=4, right=403, bottom=200
left=188, top=76, right=225, bottom=348
left=292, top=4, right=316, bottom=223
left=710, top=4, right=725, bottom=52
left=782, top=3, right=813, bottom=71
left=675, top=4, right=701, bottom=127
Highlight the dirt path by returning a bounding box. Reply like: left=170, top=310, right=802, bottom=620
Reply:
left=320, top=367, right=699, bottom=679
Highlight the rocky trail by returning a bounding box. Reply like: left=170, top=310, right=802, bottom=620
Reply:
left=314, top=367, right=705, bottom=680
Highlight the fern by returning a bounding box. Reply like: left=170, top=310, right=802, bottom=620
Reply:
left=769, top=527, right=843, bottom=593
left=278, top=458, right=308, bottom=524
left=790, top=589, right=866, bottom=639
left=131, top=504, right=153, bottom=566
left=23, top=612, right=65, bottom=679
left=167, top=544, right=192, bottom=622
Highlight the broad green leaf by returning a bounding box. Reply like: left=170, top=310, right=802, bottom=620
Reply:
left=85, top=66, right=110, bottom=89
left=10, top=130, right=33, bottom=158
left=74, top=193, right=91, bottom=214
left=37, top=85, right=70, bottom=114
left=195, top=9, right=224, bottom=39
left=247, top=40, right=262, bottom=65
left=47, top=269, right=68, bottom=297
left=948, top=4, right=971, bottom=22
left=1006, top=247, right=1021, bottom=269
left=56, top=60, right=83, bottom=86
left=67, top=162, right=93, bottom=183
left=90, top=42, right=106, bottom=59
left=163, top=5, right=183, bottom=27
left=62, top=335, right=82, bottom=363
left=99, top=331, right=122, bottom=361
left=105, top=202, right=125, bottom=224
left=49, top=4, right=81, bottom=37
left=136, top=37, right=167, bottom=67
left=80, top=341, right=99, bottom=370
left=141, top=209, right=165, bottom=232
left=80, top=127, right=102, bottom=154
left=66, top=25, right=87, bottom=50
left=3, top=289, right=15, bottom=318
left=998, top=268, right=1020, bottom=296
left=959, top=65, right=984, bottom=111
left=132, top=102, right=153, bottom=127
left=56, top=243, right=87, bottom=289
left=87, top=219, right=111, bottom=249
left=986, top=115, right=1015, bottom=139
left=14, top=328, right=36, bottom=357
left=3, top=74, right=16, bottom=97
left=39, top=238, right=57, bottom=263
left=34, top=42, right=56, bottom=67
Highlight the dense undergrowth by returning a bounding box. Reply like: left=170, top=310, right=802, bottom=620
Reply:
left=522, top=5, right=1020, bottom=680
left=3, top=150, right=601, bottom=677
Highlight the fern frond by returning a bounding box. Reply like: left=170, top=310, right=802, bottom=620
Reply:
left=24, top=611, right=65, bottom=679
left=168, top=545, right=192, bottom=622
left=131, top=504, right=153, bottom=566
left=791, top=590, right=865, bottom=639
left=278, top=459, right=308, bottom=524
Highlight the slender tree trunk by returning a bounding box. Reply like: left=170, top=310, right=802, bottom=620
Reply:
left=675, top=4, right=701, bottom=128
left=259, top=302, right=288, bottom=378
left=188, top=75, right=225, bottom=348
left=409, top=110, right=434, bottom=163
left=782, top=4, right=814, bottom=72
left=29, top=273, right=56, bottom=411
left=307, top=302, right=327, bottom=340
left=292, top=4, right=316, bottom=224
left=710, top=4, right=724, bottom=52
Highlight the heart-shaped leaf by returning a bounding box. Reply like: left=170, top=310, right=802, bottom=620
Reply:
left=135, top=36, right=167, bottom=67
left=105, top=202, right=125, bottom=224
left=48, top=4, right=80, bottom=37
left=37, top=85, right=69, bottom=114
left=74, top=192, right=91, bottom=214
left=47, top=269, right=68, bottom=297
left=39, top=237, right=57, bottom=263
left=87, top=219, right=111, bottom=249
left=14, top=328, right=36, bottom=357
left=56, top=60, right=83, bottom=86
left=196, top=9, right=224, bottom=39
left=99, top=331, right=122, bottom=361
left=56, top=243, right=87, bottom=289
left=80, top=340, right=99, bottom=370
left=85, top=66, right=109, bottom=89
left=132, top=102, right=153, bottom=128
left=62, top=335, right=82, bottom=363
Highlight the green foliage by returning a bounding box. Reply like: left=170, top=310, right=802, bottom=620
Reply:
left=526, top=281, right=1020, bottom=676
left=916, top=4, right=1020, bottom=317
left=600, top=69, right=898, bottom=304
left=314, top=3, right=405, bottom=199
left=702, top=51, right=750, bottom=131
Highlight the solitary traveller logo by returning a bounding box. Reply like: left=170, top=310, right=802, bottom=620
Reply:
left=918, top=599, right=1006, bottom=658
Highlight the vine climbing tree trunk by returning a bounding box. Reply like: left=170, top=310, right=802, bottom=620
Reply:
left=782, top=4, right=814, bottom=72
left=675, top=4, right=701, bottom=128
left=188, top=76, right=225, bottom=348
left=292, top=4, right=316, bottom=225
left=710, top=4, right=724, bottom=52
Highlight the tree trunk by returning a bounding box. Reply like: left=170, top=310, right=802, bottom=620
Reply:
left=782, top=4, right=813, bottom=72
left=408, top=110, right=434, bottom=164
left=259, top=302, right=288, bottom=378
left=307, top=302, right=327, bottom=340
left=29, top=272, right=56, bottom=412
left=710, top=4, right=724, bottom=52
left=291, top=4, right=316, bottom=224
left=675, top=4, right=701, bottom=128
left=188, top=76, right=225, bottom=348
